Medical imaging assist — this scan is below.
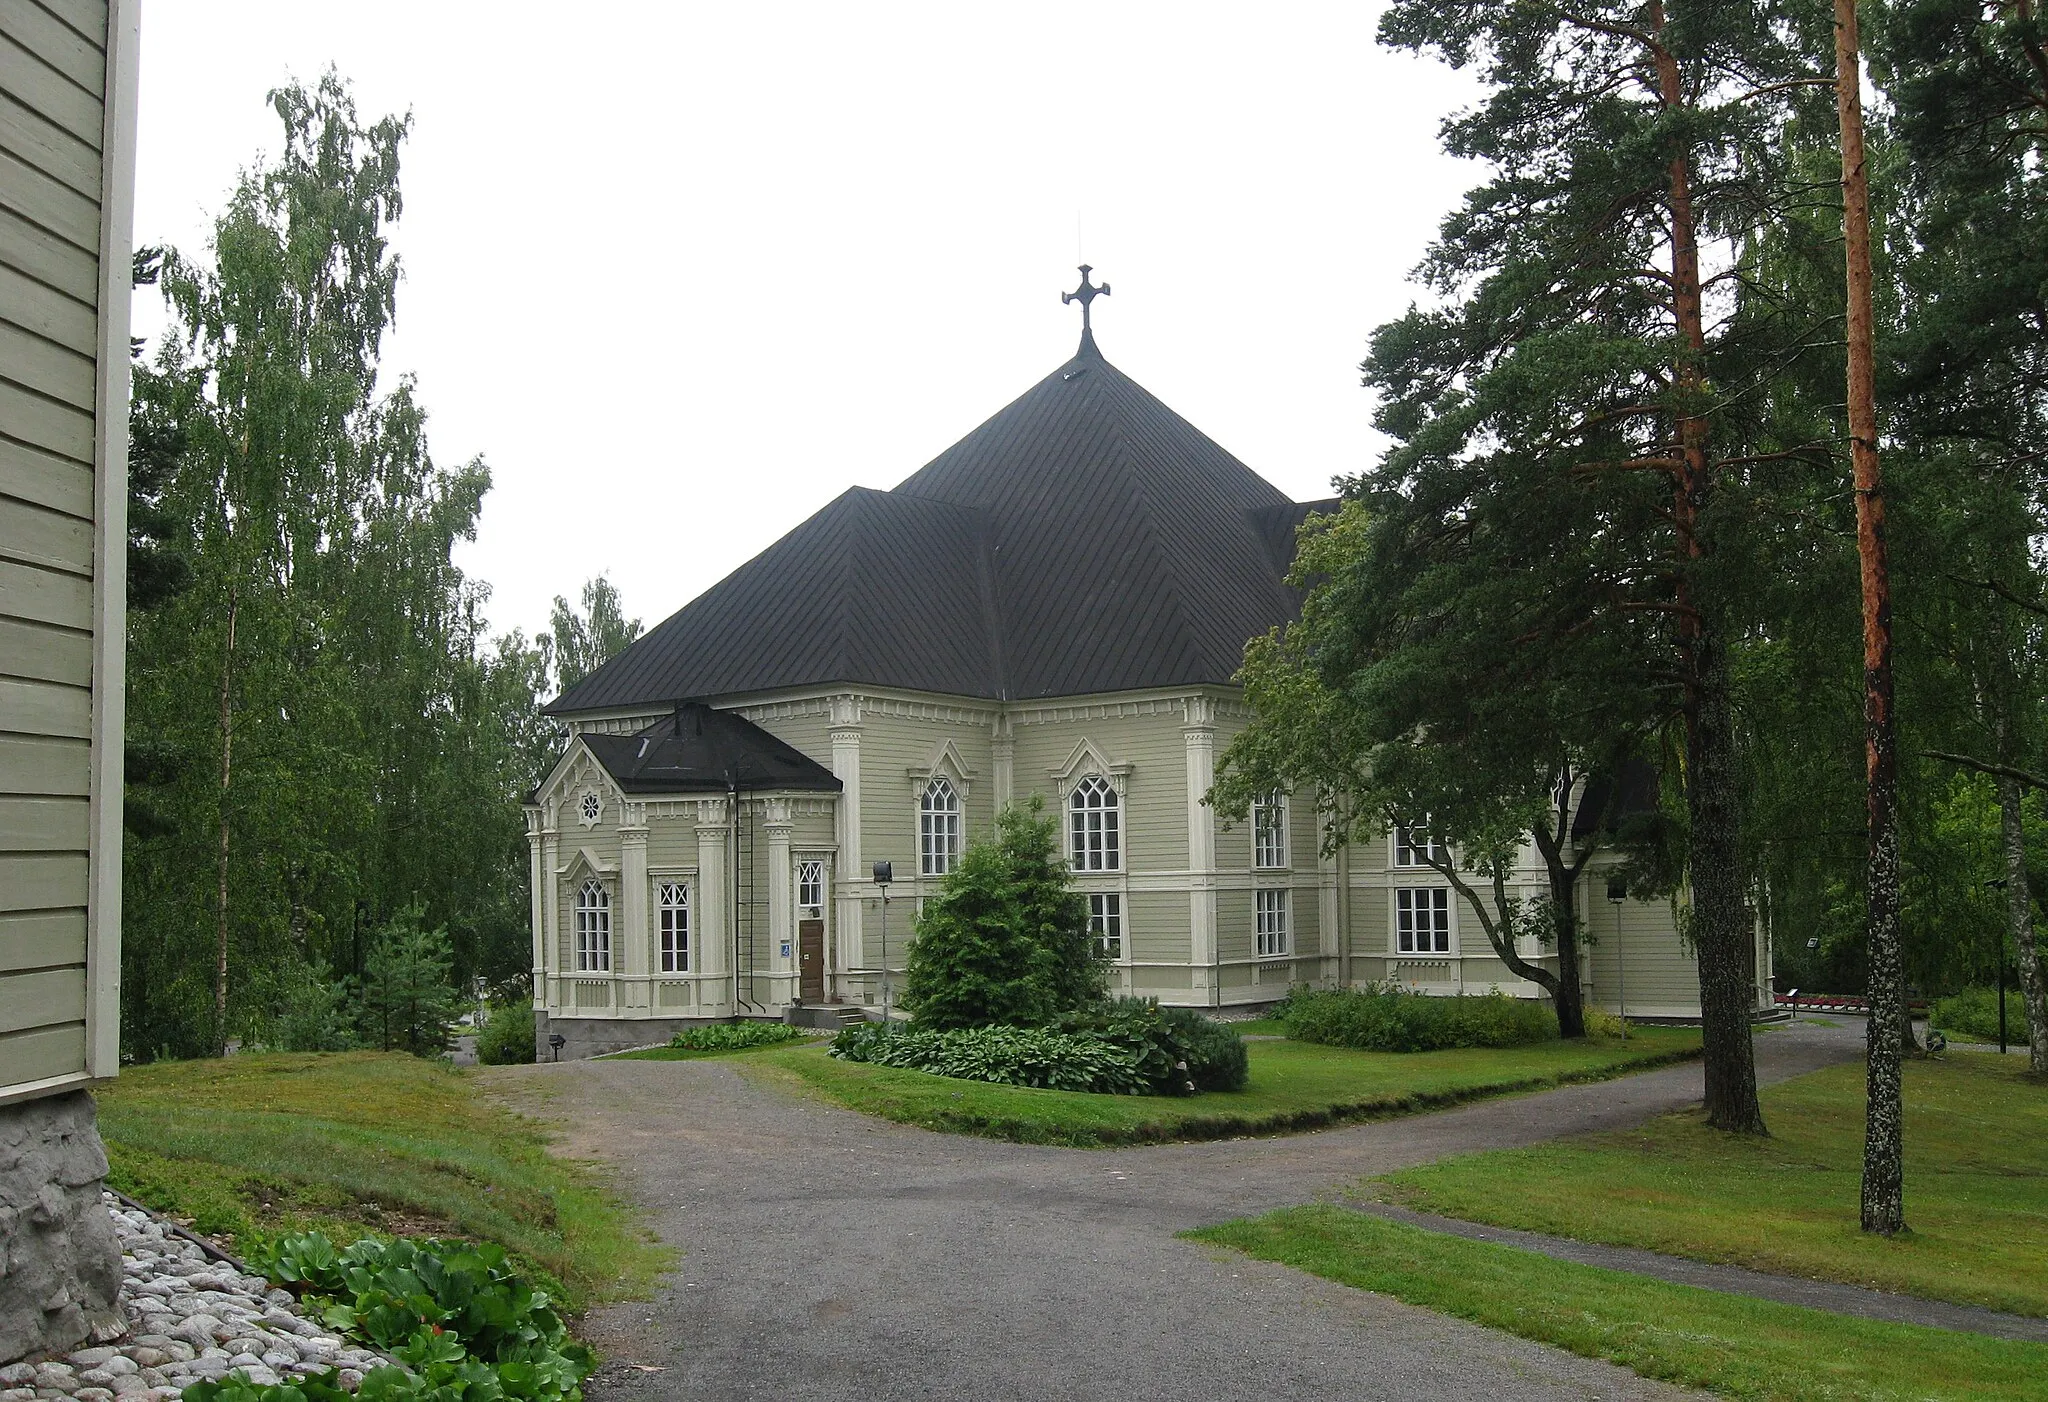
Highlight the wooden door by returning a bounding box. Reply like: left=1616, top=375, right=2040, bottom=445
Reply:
left=799, top=920, right=825, bottom=1003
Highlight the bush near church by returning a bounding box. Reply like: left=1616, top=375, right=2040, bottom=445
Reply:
left=1280, top=984, right=1557, bottom=1052
left=839, top=801, right=1248, bottom=1095
left=477, top=1002, right=537, bottom=1065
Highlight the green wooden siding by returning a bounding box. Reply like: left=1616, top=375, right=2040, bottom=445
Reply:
left=0, top=0, right=109, bottom=1087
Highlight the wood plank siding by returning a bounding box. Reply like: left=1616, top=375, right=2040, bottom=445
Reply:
left=0, top=0, right=131, bottom=1102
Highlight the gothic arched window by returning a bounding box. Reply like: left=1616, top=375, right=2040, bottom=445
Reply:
left=574, top=878, right=611, bottom=973
left=920, top=777, right=961, bottom=876
left=1068, top=775, right=1120, bottom=871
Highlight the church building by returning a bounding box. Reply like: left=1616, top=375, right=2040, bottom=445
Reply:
left=526, top=273, right=1757, bottom=1057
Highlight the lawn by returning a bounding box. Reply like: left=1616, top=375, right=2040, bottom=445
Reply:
left=738, top=1025, right=1701, bottom=1146
left=1373, top=1052, right=2048, bottom=1318
left=606, top=1037, right=827, bottom=1062
left=1191, top=1206, right=2048, bottom=1402
left=95, top=1051, right=669, bottom=1309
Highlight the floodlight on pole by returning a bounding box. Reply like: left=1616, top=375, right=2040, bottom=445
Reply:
left=874, top=861, right=894, bottom=1022
left=1606, top=877, right=1628, bottom=1039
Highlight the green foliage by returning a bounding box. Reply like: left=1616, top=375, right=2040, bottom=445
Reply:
left=121, top=72, right=559, bottom=1062
left=831, top=1003, right=1249, bottom=1097
left=475, top=1004, right=536, bottom=1066
left=666, top=1021, right=803, bottom=1052
left=359, top=906, right=464, bottom=1056
left=216, top=1231, right=590, bottom=1402
left=1280, top=986, right=1557, bottom=1053
left=902, top=799, right=1103, bottom=1031
left=1056, top=998, right=1251, bottom=1094
left=830, top=1022, right=1150, bottom=1094
left=1930, top=987, right=2031, bottom=1042
left=260, top=961, right=360, bottom=1053
left=546, top=576, right=642, bottom=695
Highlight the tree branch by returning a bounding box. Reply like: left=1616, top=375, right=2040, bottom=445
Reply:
left=1924, top=750, right=2048, bottom=791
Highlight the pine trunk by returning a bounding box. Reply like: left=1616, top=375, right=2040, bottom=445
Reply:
left=1654, top=12, right=1766, bottom=1133
left=1689, top=638, right=1768, bottom=1132
left=1836, top=0, right=1906, bottom=1236
left=1997, top=772, right=2048, bottom=1073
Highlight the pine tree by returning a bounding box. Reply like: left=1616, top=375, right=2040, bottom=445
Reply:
left=359, top=905, right=462, bottom=1056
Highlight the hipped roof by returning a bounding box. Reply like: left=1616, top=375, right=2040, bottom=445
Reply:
left=579, top=705, right=842, bottom=794
left=549, top=332, right=1336, bottom=713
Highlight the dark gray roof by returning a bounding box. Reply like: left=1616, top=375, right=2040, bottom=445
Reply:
left=549, top=332, right=1337, bottom=713
left=579, top=705, right=842, bottom=794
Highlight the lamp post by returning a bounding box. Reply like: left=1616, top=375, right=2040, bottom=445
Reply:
left=873, top=860, right=894, bottom=1022
left=1606, top=877, right=1628, bottom=1038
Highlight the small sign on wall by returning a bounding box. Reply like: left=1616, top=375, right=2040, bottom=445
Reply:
left=780, top=940, right=792, bottom=959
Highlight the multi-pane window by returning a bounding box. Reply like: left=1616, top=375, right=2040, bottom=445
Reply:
left=1255, top=888, right=1291, bottom=958
left=657, top=881, right=689, bottom=973
left=798, top=859, right=825, bottom=914
left=920, top=777, right=961, bottom=876
left=574, top=878, right=611, bottom=972
left=579, top=792, right=601, bottom=824
left=1394, top=824, right=1443, bottom=868
left=1089, top=892, right=1123, bottom=960
left=1396, top=887, right=1452, bottom=953
left=1068, top=776, right=1121, bottom=871
left=1253, top=791, right=1288, bottom=869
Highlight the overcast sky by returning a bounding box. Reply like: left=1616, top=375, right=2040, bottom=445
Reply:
left=133, top=3, right=1480, bottom=641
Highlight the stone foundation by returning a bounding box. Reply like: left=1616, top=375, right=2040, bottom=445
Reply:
left=1, top=1092, right=122, bottom=1364
left=534, top=1012, right=787, bottom=1061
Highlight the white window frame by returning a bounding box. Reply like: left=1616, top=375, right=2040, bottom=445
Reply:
left=574, top=877, right=612, bottom=973
left=1253, top=791, right=1288, bottom=870
left=797, top=858, right=826, bottom=915
left=1088, top=891, right=1124, bottom=961
left=657, top=880, right=689, bottom=973
left=578, top=791, right=602, bottom=827
left=1255, top=888, right=1291, bottom=959
left=920, top=776, right=961, bottom=877
left=1396, top=886, right=1452, bottom=954
left=1068, top=774, right=1121, bottom=872
left=1394, top=824, right=1444, bottom=868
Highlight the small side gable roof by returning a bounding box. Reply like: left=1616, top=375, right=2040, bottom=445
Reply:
left=579, top=704, right=843, bottom=795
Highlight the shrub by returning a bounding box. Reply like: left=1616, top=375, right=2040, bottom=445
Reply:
left=1057, top=998, right=1251, bottom=1094
left=1160, top=1005, right=1251, bottom=1091
left=232, top=1230, right=592, bottom=1402
left=831, top=1022, right=1150, bottom=1094
left=1282, top=985, right=1556, bottom=1052
left=263, top=961, right=359, bottom=1052
left=903, top=798, right=1103, bottom=1031
left=668, top=1021, right=804, bottom=1051
left=477, top=1003, right=536, bottom=1065
left=1932, top=987, right=2030, bottom=1042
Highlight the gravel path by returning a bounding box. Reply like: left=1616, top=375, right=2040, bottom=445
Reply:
left=489, top=1021, right=1863, bottom=1402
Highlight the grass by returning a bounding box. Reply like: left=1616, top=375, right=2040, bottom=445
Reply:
left=1228, top=1017, right=1289, bottom=1037
left=1372, top=1052, right=2048, bottom=1319
left=96, top=1052, right=669, bottom=1309
left=737, top=1025, right=1701, bottom=1146
left=605, top=1037, right=827, bottom=1062
left=1190, top=1206, right=2048, bottom=1402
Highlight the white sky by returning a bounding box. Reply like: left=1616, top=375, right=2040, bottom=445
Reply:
left=132, top=2, right=1479, bottom=641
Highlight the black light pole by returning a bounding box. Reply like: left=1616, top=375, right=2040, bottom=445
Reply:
left=1606, top=877, right=1628, bottom=1038
left=873, top=861, right=894, bottom=1021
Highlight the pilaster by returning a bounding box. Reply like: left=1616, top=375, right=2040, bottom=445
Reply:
left=525, top=810, right=545, bottom=1007
left=618, top=804, right=649, bottom=1005
left=830, top=695, right=864, bottom=993
left=766, top=798, right=795, bottom=1006
left=540, top=811, right=560, bottom=1011
left=1183, top=695, right=1218, bottom=1005
left=991, top=711, right=1015, bottom=811
left=695, top=797, right=731, bottom=1015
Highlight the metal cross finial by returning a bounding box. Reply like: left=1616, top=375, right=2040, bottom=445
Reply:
left=1062, top=264, right=1110, bottom=333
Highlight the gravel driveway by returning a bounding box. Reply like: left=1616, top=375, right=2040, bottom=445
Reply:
left=494, top=1022, right=1861, bottom=1402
